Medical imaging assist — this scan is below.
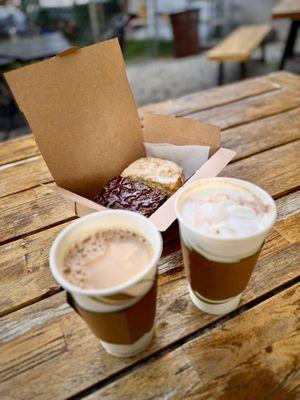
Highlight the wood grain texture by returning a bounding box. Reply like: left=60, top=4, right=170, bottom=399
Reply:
left=183, top=284, right=300, bottom=400
left=92, top=285, right=299, bottom=400
left=207, top=25, right=271, bottom=61
left=275, top=213, right=300, bottom=243
left=276, top=191, right=300, bottom=221
left=0, top=186, right=297, bottom=318
left=223, top=140, right=300, bottom=198
left=0, top=138, right=298, bottom=246
left=189, top=88, right=300, bottom=130
left=1, top=108, right=299, bottom=199
left=0, top=156, right=51, bottom=198
left=222, top=107, right=300, bottom=161
left=0, top=134, right=38, bottom=166
left=0, top=186, right=75, bottom=244
left=265, top=71, right=300, bottom=90
left=1, top=72, right=300, bottom=400
left=0, top=208, right=298, bottom=399
left=0, top=223, right=69, bottom=317
left=87, top=348, right=202, bottom=400
left=272, top=0, right=300, bottom=19
left=139, top=77, right=279, bottom=117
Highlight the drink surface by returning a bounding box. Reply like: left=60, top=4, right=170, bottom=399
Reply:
left=61, top=229, right=153, bottom=289
left=180, top=180, right=274, bottom=239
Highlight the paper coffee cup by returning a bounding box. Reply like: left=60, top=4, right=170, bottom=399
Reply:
left=50, top=210, right=162, bottom=357
left=175, top=178, right=277, bottom=315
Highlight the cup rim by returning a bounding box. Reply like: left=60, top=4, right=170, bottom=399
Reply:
left=175, top=177, right=277, bottom=242
left=49, top=210, right=163, bottom=296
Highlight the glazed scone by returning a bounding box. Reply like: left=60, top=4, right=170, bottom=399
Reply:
left=121, top=157, right=184, bottom=197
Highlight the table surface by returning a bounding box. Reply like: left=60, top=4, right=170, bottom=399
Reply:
left=0, top=32, right=70, bottom=63
left=272, top=0, right=300, bottom=19
left=0, top=71, right=299, bottom=400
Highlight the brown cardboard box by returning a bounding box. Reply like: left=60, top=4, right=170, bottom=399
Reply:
left=5, top=38, right=235, bottom=234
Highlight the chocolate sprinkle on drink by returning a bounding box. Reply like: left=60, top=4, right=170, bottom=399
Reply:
left=95, top=176, right=168, bottom=217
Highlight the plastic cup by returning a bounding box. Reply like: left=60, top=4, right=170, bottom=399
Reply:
left=175, top=177, right=277, bottom=315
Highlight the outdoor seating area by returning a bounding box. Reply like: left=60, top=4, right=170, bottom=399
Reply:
left=207, top=24, right=271, bottom=84
left=0, top=1, right=299, bottom=400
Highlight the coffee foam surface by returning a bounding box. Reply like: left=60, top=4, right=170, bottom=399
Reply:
left=181, top=181, right=274, bottom=239
left=62, top=229, right=153, bottom=290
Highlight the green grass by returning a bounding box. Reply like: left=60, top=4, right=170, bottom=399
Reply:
left=124, top=39, right=173, bottom=60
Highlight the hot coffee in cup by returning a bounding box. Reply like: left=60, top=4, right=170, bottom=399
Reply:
left=50, top=210, right=162, bottom=357
left=175, top=178, right=276, bottom=315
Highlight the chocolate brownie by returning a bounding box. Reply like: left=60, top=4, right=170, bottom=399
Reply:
left=95, top=176, right=167, bottom=217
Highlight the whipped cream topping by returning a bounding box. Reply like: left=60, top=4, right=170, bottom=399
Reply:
left=181, top=182, right=274, bottom=239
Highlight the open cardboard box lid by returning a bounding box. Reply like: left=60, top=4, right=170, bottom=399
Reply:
left=5, top=39, right=145, bottom=198
left=5, top=38, right=236, bottom=232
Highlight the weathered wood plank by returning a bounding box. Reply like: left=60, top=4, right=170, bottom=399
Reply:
left=276, top=191, right=300, bottom=221
left=275, top=214, right=300, bottom=244
left=189, top=88, right=300, bottom=130
left=207, top=25, right=271, bottom=62
left=0, top=211, right=298, bottom=399
left=0, top=156, right=51, bottom=198
left=0, top=72, right=299, bottom=400
left=223, top=140, right=300, bottom=198
left=0, top=73, right=297, bottom=171
left=0, top=139, right=298, bottom=246
left=88, top=347, right=202, bottom=400
left=139, top=76, right=280, bottom=117
left=222, top=107, right=300, bottom=161
left=1, top=108, right=300, bottom=199
left=183, top=284, right=300, bottom=400
left=0, top=190, right=298, bottom=318
left=92, top=285, right=299, bottom=400
left=3, top=107, right=300, bottom=200
left=265, top=71, right=300, bottom=90
left=0, top=223, right=69, bottom=317
left=0, top=186, right=75, bottom=244
left=272, top=0, right=300, bottom=19
left=0, top=134, right=38, bottom=166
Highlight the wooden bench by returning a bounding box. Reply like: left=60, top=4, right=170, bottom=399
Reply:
left=207, top=25, right=272, bottom=85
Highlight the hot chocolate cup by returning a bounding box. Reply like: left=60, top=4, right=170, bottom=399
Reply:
left=50, top=210, right=162, bottom=357
left=175, top=178, right=277, bottom=315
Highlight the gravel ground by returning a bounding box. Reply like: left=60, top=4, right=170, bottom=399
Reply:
left=127, top=41, right=300, bottom=106
left=1, top=40, right=299, bottom=141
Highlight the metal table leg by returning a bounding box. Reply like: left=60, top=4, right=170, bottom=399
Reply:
left=240, top=62, right=246, bottom=79
left=218, top=62, right=224, bottom=85
left=279, top=20, right=300, bottom=70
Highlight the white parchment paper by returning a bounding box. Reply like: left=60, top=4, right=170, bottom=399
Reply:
left=144, top=142, right=210, bottom=180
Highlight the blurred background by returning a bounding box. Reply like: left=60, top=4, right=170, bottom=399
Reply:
left=0, top=0, right=299, bottom=140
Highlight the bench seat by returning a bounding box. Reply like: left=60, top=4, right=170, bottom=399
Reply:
left=207, top=24, right=272, bottom=84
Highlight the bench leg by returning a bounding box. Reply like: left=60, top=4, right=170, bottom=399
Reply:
left=240, top=62, right=246, bottom=79
left=260, top=42, right=266, bottom=63
left=279, top=20, right=300, bottom=70
left=218, top=62, right=224, bottom=85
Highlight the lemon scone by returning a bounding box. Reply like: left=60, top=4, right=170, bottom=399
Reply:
left=121, top=157, right=184, bottom=197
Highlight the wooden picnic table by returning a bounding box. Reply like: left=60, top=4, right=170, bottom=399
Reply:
left=0, top=71, right=300, bottom=399
left=0, top=32, right=70, bottom=66
left=272, top=0, right=300, bottom=69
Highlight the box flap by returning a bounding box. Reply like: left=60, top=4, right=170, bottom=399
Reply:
left=5, top=38, right=145, bottom=197
left=150, top=148, right=236, bottom=231
left=142, top=113, right=221, bottom=155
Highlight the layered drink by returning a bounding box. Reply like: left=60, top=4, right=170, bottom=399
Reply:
left=50, top=210, right=162, bottom=357
left=175, top=177, right=276, bottom=314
